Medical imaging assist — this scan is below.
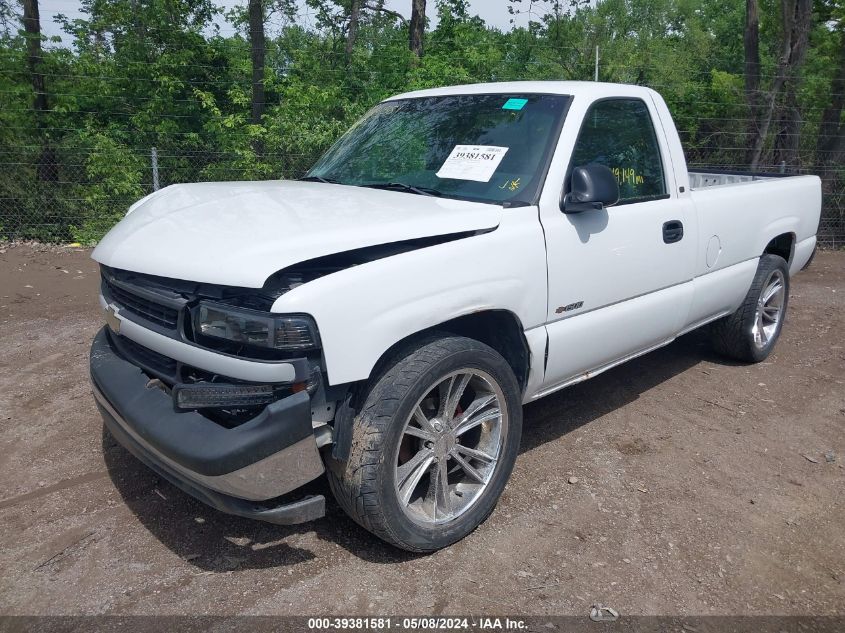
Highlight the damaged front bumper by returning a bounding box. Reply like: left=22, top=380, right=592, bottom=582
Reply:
left=90, top=327, right=326, bottom=524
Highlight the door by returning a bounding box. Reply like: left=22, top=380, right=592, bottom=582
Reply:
left=539, top=96, right=695, bottom=392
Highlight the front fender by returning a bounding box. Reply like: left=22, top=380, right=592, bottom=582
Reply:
left=271, top=210, right=548, bottom=386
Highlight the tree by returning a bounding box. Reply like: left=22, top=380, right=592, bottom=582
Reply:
left=744, top=0, right=761, bottom=160
left=345, top=0, right=361, bottom=61
left=0, top=0, right=17, bottom=36
left=305, top=0, right=406, bottom=62
left=815, top=1, right=845, bottom=167
left=22, top=0, right=56, bottom=181
left=745, top=0, right=813, bottom=169
left=21, top=0, right=45, bottom=117
left=249, top=0, right=266, bottom=156
left=409, top=0, right=425, bottom=58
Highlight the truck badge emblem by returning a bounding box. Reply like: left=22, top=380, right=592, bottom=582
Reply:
left=105, top=305, right=121, bottom=334
left=556, top=301, right=584, bottom=314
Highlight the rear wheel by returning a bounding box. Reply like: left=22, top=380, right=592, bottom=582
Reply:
left=326, top=335, right=522, bottom=552
left=710, top=254, right=789, bottom=363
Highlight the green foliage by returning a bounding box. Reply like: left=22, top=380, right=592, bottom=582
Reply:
left=0, top=0, right=842, bottom=242
left=67, top=132, right=146, bottom=244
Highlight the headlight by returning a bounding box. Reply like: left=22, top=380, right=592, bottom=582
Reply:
left=192, top=301, right=320, bottom=351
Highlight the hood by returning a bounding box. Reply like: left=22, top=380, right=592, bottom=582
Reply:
left=92, top=180, right=502, bottom=288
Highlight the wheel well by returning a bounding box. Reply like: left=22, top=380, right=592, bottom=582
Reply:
left=434, top=311, right=531, bottom=391
left=763, top=233, right=795, bottom=264
left=369, top=310, right=531, bottom=394
left=331, top=311, right=531, bottom=462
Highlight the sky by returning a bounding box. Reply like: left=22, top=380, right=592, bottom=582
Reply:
left=36, top=0, right=549, bottom=44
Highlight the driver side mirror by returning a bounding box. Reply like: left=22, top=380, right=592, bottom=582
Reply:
left=561, top=163, right=620, bottom=214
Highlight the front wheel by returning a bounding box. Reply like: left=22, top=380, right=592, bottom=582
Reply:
left=710, top=254, right=790, bottom=363
left=326, top=335, right=523, bottom=552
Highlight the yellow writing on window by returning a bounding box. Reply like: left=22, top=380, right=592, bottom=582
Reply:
left=612, top=167, right=644, bottom=186
left=498, top=177, right=522, bottom=191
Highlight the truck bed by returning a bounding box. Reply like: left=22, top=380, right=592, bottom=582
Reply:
left=688, top=170, right=820, bottom=279
left=689, top=168, right=790, bottom=189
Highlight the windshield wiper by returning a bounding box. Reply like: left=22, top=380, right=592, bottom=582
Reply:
left=359, top=182, right=443, bottom=197
left=299, top=175, right=342, bottom=184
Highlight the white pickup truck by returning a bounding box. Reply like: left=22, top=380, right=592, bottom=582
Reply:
left=90, top=81, right=821, bottom=551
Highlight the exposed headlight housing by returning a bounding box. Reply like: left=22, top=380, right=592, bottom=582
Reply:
left=192, top=301, right=320, bottom=351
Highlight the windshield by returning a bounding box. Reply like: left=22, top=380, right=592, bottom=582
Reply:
left=307, top=93, right=570, bottom=206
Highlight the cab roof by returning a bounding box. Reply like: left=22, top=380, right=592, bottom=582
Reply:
left=385, top=81, right=660, bottom=102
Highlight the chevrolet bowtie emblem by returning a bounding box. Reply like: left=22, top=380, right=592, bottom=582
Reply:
left=105, top=304, right=121, bottom=334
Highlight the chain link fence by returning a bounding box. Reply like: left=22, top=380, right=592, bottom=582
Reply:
left=0, top=141, right=842, bottom=248
left=0, top=145, right=320, bottom=244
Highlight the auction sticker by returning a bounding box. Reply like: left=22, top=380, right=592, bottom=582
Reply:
left=436, top=145, right=509, bottom=182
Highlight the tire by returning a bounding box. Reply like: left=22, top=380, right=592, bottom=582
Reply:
left=326, top=335, right=523, bottom=552
left=710, top=254, right=790, bottom=363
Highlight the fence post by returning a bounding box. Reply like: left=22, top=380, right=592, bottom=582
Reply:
left=594, top=46, right=599, bottom=81
left=151, top=147, right=160, bottom=191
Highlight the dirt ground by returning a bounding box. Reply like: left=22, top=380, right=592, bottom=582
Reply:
left=0, top=243, right=843, bottom=617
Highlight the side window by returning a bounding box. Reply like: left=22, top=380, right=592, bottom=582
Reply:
left=569, top=99, right=667, bottom=204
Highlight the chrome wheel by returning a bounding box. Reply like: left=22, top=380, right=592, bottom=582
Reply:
left=752, top=269, right=785, bottom=349
left=394, top=369, right=507, bottom=526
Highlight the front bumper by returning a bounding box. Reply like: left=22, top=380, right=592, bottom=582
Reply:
left=90, top=327, right=326, bottom=524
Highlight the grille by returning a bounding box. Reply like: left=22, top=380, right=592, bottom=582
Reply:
left=115, top=335, right=178, bottom=379
left=103, top=277, right=179, bottom=329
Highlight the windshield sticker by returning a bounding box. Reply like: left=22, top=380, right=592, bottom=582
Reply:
left=436, top=145, right=509, bottom=182
left=502, top=98, right=528, bottom=110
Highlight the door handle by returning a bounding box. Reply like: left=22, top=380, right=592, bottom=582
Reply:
left=662, top=220, right=684, bottom=244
